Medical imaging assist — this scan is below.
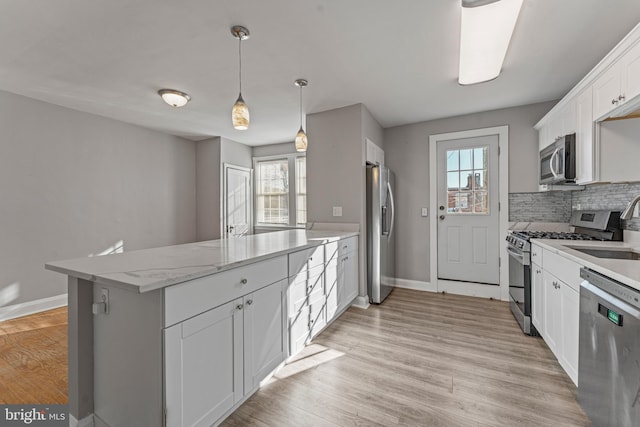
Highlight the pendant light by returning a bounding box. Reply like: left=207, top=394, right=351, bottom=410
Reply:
left=294, top=79, right=308, bottom=152
left=231, top=25, right=250, bottom=130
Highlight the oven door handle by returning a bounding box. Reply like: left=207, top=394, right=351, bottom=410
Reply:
left=507, top=246, right=528, bottom=265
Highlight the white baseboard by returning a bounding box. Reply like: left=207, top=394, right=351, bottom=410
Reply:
left=436, top=280, right=502, bottom=299
left=0, top=293, right=67, bottom=322
left=70, top=413, right=95, bottom=427
left=393, top=278, right=436, bottom=292
left=351, top=295, right=370, bottom=309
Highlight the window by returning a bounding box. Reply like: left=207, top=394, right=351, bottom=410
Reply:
left=254, top=154, right=306, bottom=226
left=446, top=146, right=489, bottom=214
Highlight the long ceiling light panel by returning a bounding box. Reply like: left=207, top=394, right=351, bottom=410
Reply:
left=458, top=0, right=524, bottom=85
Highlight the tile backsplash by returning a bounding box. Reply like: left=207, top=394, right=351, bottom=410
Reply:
left=509, top=182, right=640, bottom=231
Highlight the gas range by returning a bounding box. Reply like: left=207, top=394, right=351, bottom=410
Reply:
left=506, top=210, right=622, bottom=336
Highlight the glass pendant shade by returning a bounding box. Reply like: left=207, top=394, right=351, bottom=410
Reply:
left=295, top=126, right=308, bottom=152
left=232, top=94, right=250, bottom=130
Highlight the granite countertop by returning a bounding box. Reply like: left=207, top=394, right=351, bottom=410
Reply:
left=531, top=239, right=640, bottom=291
left=45, top=230, right=358, bottom=293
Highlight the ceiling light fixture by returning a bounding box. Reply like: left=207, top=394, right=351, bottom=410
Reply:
left=231, top=25, right=250, bottom=130
left=458, top=0, right=523, bottom=85
left=294, top=79, right=308, bottom=152
left=158, top=89, right=191, bottom=107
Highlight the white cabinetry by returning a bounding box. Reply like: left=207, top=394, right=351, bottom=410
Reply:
left=366, top=138, right=384, bottom=165
left=575, top=87, right=595, bottom=184
left=531, top=245, right=543, bottom=331
left=165, top=275, right=287, bottom=427
left=532, top=244, right=581, bottom=386
left=289, top=236, right=359, bottom=357
left=594, top=40, right=640, bottom=120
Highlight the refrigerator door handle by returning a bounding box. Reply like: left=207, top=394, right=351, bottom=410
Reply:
left=387, top=181, right=395, bottom=240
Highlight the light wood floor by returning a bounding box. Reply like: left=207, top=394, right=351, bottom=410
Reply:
left=0, top=290, right=590, bottom=426
left=0, top=307, right=67, bottom=404
left=224, top=288, right=591, bottom=427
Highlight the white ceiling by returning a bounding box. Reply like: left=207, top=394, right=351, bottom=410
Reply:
left=2, top=1, right=640, bottom=146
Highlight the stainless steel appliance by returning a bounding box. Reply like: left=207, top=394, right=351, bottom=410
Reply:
left=366, top=164, right=395, bottom=304
left=579, top=268, right=640, bottom=427
left=506, top=210, right=622, bottom=335
left=539, top=133, right=576, bottom=185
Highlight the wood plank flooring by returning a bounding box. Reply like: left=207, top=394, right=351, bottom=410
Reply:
left=224, top=288, right=591, bottom=427
left=0, top=307, right=67, bottom=404
left=0, top=290, right=591, bottom=426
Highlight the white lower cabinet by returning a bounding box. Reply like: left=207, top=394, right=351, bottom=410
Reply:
left=165, top=279, right=287, bottom=427
left=531, top=262, right=543, bottom=331
left=288, top=236, right=359, bottom=357
left=532, top=244, right=580, bottom=386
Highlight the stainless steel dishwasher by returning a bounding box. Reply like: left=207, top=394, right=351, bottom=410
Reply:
left=579, top=268, right=640, bottom=427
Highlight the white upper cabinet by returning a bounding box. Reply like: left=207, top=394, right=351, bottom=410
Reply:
left=620, top=39, right=640, bottom=107
left=593, top=62, right=624, bottom=120
left=575, top=87, right=595, bottom=184
left=366, top=138, right=384, bottom=165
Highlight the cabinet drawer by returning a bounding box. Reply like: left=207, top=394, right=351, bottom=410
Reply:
left=288, top=264, right=325, bottom=315
left=288, top=245, right=324, bottom=277
left=531, top=244, right=543, bottom=264
left=164, top=255, right=287, bottom=327
left=543, top=249, right=581, bottom=291
left=339, top=236, right=358, bottom=256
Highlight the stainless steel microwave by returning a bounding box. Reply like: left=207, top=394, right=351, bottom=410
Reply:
left=539, top=133, right=576, bottom=185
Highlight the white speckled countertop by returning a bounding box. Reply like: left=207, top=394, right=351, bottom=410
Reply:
left=45, top=230, right=358, bottom=293
left=531, top=238, right=640, bottom=291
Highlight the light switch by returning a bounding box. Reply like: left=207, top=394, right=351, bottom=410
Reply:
left=421, top=207, right=429, bottom=217
left=332, top=206, right=343, bottom=217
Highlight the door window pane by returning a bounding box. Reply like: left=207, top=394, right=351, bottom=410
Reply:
left=445, top=146, right=489, bottom=214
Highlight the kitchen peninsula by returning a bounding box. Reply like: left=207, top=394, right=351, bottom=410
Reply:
left=45, top=229, right=359, bottom=427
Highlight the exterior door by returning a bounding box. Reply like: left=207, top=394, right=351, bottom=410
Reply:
left=223, top=164, right=252, bottom=237
left=437, top=135, right=499, bottom=285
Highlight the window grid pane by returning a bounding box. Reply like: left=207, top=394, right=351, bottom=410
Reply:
left=446, top=147, right=489, bottom=214
left=256, top=159, right=289, bottom=224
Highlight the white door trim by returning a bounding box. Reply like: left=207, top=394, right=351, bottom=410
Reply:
left=222, top=163, right=253, bottom=237
left=429, top=126, right=509, bottom=301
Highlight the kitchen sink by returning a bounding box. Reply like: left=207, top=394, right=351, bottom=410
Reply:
left=567, top=246, right=640, bottom=260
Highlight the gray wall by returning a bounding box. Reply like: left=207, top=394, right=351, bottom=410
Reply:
left=0, top=90, right=196, bottom=307
left=307, top=104, right=364, bottom=224
left=383, top=101, right=555, bottom=284
left=307, top=103, right=383, bottom=298
left=252, top=142, right=296, bottom=158
left=196, top=137, right=221, bottom=241
left=196, top=137, right=253, bottom=241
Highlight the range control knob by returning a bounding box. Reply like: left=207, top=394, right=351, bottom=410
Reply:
left=518, top=241, right=524, bottom=249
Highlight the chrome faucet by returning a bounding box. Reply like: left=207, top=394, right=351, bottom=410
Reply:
left=621, top=194, right=640, bottom=220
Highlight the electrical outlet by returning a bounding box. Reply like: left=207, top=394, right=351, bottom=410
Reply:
left=332, top=206, right=342, bottom=217
left=421, top=207, right=429, bottom=217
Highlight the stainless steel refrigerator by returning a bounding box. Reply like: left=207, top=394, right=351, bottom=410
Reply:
left=366, top=164, right=396, bottom=304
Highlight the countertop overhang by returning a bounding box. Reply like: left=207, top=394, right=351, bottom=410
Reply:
left=45, top=230, right=358, bottom=293
left=531, top=238, right=640, bottom=291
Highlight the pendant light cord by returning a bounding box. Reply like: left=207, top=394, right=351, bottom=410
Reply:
left=299, top=85, right=303, bottom=127
left=238, top=37, right=242, bottom=94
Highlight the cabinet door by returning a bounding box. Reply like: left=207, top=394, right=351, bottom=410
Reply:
left=165, top=299, right=243, bottom=427
left=325, top=258, right=339, bottom=320
left=593, top=63, right=622, bottom=120
left=575, top=87, right=595, bottom=184
left=561, top=99, right=577, bottom=135
left=244, top=280, right=286, bottom=392
left=531, top=263, right=543, bottom=332
left=542, top=270, right=562, bottom=355
left=560, top=283, right=579, bottom=386
left=621, top=40, right=640, bottom=103
left=338, top=253, right=358, bottom=311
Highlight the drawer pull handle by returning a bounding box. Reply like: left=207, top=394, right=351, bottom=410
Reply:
left=236, top=304, right=244, bottom=310
left=240, top=278, right=248, bottom=285
left=246, top=299, right=253, bottom=306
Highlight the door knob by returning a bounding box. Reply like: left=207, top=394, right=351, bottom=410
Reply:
left=439, top=215, right=445, bottom=220
left=439, top=205, right=445, bottom=211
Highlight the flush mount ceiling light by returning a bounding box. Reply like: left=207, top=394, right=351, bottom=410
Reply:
left=231, top=25, right=250, bottom=130
left=294, top=79, right=308, bottom=152
left=158, top=89, right=191, bottom=107
left=458, top=0, right=524, bottom=85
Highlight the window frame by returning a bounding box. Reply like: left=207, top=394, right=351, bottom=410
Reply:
left=253, top=153, right=306, bottom=228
